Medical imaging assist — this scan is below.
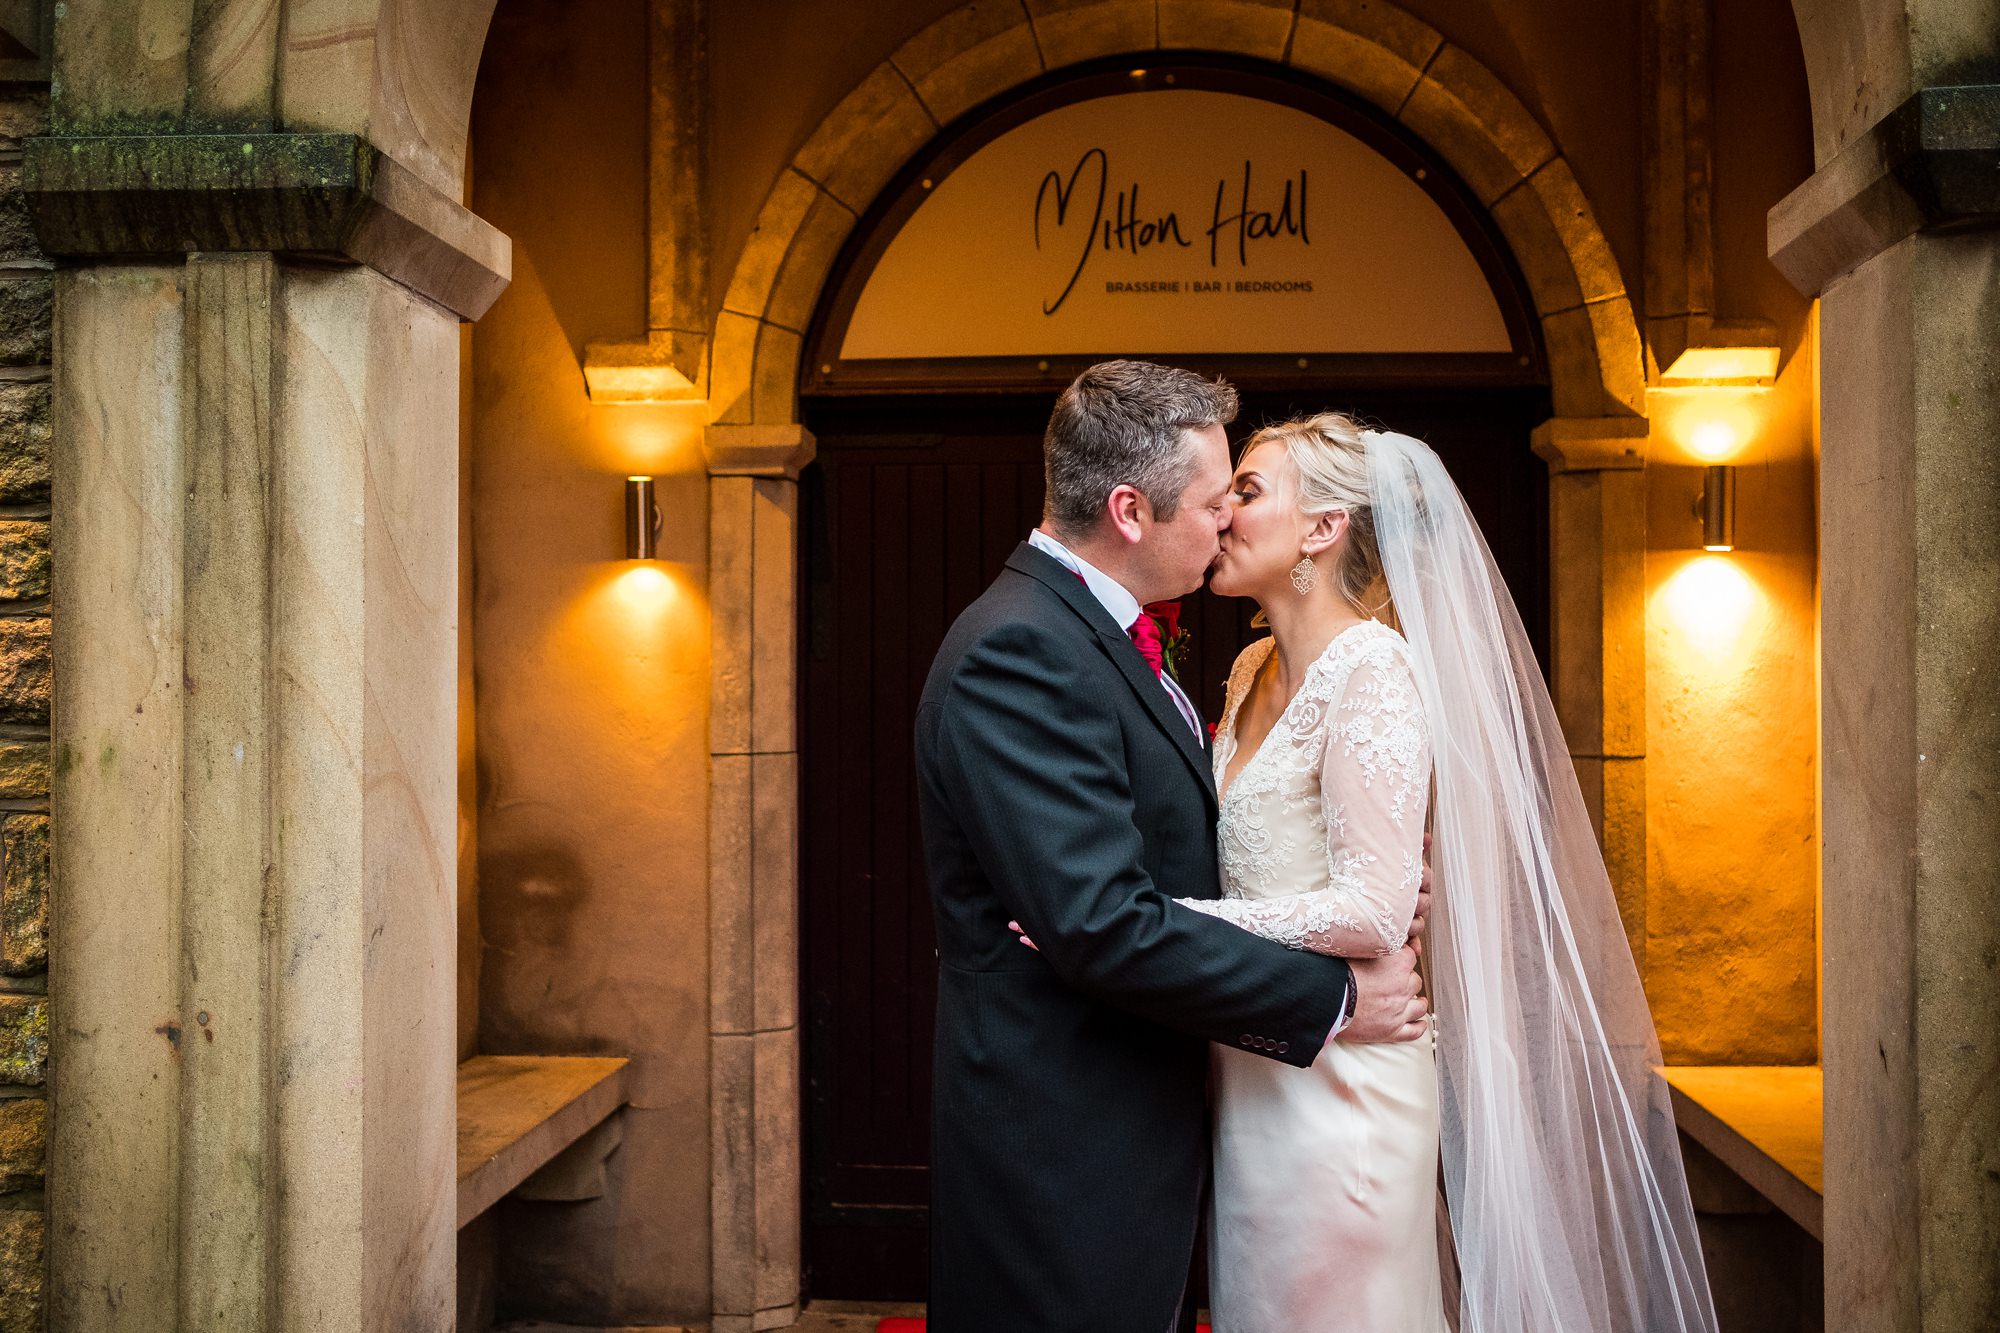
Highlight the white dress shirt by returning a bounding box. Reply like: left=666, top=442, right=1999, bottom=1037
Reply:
left=1027, top=528, right=1204, bottom=736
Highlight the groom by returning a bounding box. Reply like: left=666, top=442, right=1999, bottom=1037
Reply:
left=915, top=360, right=1431, bottom=1333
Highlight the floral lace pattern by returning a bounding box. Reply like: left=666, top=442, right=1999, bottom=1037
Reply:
left=1180, top=622, right=1432, bottom=958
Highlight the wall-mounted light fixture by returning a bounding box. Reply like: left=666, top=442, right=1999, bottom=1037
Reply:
left=1698, top=465, right=1737, bottom=552
left=625, top=476, right=662, bottom=559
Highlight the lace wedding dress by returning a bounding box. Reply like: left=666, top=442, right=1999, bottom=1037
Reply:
left=1180, top=621, right=1448, bottom=1333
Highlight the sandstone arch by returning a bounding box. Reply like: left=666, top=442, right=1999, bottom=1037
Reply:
left=707, top=0, right=1644, bottom=426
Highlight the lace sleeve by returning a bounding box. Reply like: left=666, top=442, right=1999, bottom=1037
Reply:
left=1180, top=641, right=1431, bottom=956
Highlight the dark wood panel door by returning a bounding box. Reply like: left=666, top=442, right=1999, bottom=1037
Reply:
left=798, top=388, right=1550, bottom=1301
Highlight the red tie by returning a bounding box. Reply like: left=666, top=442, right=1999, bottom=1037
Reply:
left=1066, top=565, right=1166, bottom=678
left=1067, top=567, right=1166, bottom=678
left=1127, top=612, right=1165, bottom=679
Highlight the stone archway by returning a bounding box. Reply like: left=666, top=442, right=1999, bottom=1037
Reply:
left=708, top=0, right=1642, bottom=427
left=690, top=5, right=1652, bottom=1327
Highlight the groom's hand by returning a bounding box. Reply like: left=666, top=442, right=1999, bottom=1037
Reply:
left=1339, top=945, right=1428, bottom=1044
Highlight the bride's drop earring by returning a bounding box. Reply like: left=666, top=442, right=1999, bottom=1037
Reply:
left=1290, top=555, right=1317, bottom=595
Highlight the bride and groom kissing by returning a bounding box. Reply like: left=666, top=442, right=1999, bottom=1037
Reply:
left=914, top=360, right=1719, bottom=1332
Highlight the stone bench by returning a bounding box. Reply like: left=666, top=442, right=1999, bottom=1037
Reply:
left=1663, top=1065, right=1823, bottom=1240
left=457, top=1054, right=631, bottom=1229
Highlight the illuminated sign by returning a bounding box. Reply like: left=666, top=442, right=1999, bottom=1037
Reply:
left=839, top=89, right=1511, bottom=361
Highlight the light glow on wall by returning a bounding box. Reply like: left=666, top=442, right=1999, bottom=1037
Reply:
left=1652, top=386, right=1767, bottom=465
left=589, top=401, right=706, bottom=476
left=554, top=562, right=700, bottom=703
left=1689, top=420, right=1739, bottom=462
left=1655, top=555, right=1764, bottom=663
left=606, top=561, right=680, bottom=614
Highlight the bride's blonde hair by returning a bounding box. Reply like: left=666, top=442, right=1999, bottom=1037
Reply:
left=1243, top=411, right=1395, bottom=619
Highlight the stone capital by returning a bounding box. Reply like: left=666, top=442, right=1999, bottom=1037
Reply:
left=1531, top=416, right=1649, bottom=473
left=22, top=133, right=511, bottom=320
left=583, top=330, right=709, bottom=404
left=703, top=424, right=816, bottom=480
left=1769, top=84, right=2000, bottom=297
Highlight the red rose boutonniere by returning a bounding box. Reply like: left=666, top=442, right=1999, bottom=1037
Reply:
left=1144, top=600, right=1191, bottom=684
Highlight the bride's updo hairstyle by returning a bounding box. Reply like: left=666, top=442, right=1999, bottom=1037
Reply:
left=1244, top=411, right=1392, bottom=615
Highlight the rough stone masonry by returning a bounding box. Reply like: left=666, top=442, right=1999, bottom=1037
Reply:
left=0, top=72, right=51, bottom=1333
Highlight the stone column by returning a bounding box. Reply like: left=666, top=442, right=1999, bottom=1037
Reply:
left=28, top=134, right=507, bottom=1331
left=1769, top=85, right=2000, bottom=1333
left=1533, top=417, right=1650, bottom=961
left=706, top=424, right=813, bottom=1333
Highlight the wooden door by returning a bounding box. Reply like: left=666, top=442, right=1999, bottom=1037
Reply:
left=798, top=388, right=1550, bottom=1301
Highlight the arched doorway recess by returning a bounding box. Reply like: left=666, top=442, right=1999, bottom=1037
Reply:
left=792, top=50, right=1561, bottom=1297
left=691, top=2, right=1649, bottom=1314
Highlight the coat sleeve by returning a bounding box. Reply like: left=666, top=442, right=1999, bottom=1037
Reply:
left=926, top=620, right=1349, bottom=1066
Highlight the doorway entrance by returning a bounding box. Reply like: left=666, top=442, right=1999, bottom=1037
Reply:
left=797, top=384, right=1549, bottom=1299
left=788, top=50, right=1554, bottom=1302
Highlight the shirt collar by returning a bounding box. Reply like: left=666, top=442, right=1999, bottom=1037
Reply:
left=1028, top=528, right=1142, bottom=632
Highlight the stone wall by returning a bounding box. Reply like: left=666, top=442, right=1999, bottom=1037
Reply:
left=0, top=79, right=49, bottom=1333
left=470, top=1, right=716, bottom=1321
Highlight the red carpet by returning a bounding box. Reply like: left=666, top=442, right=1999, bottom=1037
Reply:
left=877, top=1322, right=1211, bottom=1332
left=872, top=1312, right=1208, bottom=1320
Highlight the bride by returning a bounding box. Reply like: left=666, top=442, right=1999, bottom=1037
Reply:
left=1174, top=413, right=1718, bottom=1332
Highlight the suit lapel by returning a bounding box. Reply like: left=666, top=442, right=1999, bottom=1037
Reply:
left=1098, top=627, right=1219, bottom=807
left=1004, top=545, right=1219, bottom=810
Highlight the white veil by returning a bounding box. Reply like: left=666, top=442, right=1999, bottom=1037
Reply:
left=1363, top=429, right=1719, bottom=1333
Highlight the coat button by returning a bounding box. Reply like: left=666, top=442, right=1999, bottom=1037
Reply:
left=1240, top=1034, right=1254, bottom=1046
left=1276, top=1041, right=1290, bottom=1054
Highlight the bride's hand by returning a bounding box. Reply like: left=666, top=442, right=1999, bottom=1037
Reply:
left=1406, top=832, right=1433, bottom=957
left=1008, top=920, right=1039, bottom=952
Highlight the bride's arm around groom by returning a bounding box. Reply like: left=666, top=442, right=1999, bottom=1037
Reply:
left=922, top=605, right=1360, bottom=1054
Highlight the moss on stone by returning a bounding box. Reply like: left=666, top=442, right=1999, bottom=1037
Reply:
left=24, top=132, right=378, bottom=258
left=0, top=816, right=45, bottom=977
left=31, top=131, right=367, bottom=192
left=0, top=997, right=44, bottom=1086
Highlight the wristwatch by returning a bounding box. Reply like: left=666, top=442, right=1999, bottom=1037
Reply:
left=1330, top=974, right=1357, bottom=1038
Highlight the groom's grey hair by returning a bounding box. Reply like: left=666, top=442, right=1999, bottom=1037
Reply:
left=1043, top=360, right=1239, bottom=536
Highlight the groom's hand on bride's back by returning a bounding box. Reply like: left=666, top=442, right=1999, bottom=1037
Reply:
left=1340, top=946, right=1428, bottom=1044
